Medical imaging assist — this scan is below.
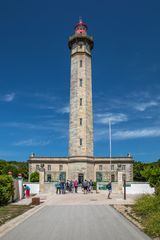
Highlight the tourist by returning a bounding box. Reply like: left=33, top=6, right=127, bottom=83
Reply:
left=55, top=181, right=61, bottom=194
left=24, top=184, right=30, bottom=198
left=66, top=180, right=69, bottom=192
left=74, top=179, right=78, bottom=193
left=83, top=180, right=88, bottom=194
left=107, top=182, right=112, bottom=199
left=89, top=180, right=93, bottom=193
left=60, top=180, right=65, bottom=194
left=69, top=180, right=73, bottom=192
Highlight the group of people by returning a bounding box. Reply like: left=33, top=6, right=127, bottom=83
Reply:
left=55, top=179, right=112, bottom=199
left=82, top=180, right=93, bottom=194
left=55, top=179, right=93, bottom=194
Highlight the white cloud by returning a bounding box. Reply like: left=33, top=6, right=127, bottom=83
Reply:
left=95, top=113, right=128, bottom=125
left=58, top=105, right=70, bottom=114
left=0, top=92, right=15, bottom=102
left=134, top=101, right=159, bottom=111
left=113, top=127, right=160, bottom=140
left=13, top=138, right=50, bottom=147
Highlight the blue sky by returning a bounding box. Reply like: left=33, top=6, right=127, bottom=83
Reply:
left=0, top=0, right=160, bottom=162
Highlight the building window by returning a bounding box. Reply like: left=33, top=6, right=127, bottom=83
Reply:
left=36, top=165, right=39, bottom=170
left=122, top=165, right=126, bottom=171
left=111, top=165, right=114, bottom=171
left=96, top=172, right=103, bottom=182
left=59, top=165, right=63, bottom=171
left=80, top=78, right=83, bottom=87
left=111, top=174, right=115, bottom=182
left=117, top=164, right=121, bottom=169
left=48, top=165, right=51, bottom=171
left=80, top=60, right=82, bottom=67
left=80, top=45, right=82, bottom=49
left=80, top=118, right=82, bottom=126
left=80, top=138, right=82, bottom=146
left=99, top=165, right=103, bottom=171
left=122, top=174, right=126, bottom=181
left=80, top=98, right=82, bottom=106
left=47, top=174, right=51, bottom=182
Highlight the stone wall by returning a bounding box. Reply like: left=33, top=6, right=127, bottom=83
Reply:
left=69, top=37, right=93, bottom=157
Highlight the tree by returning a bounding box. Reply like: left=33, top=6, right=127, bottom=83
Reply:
left=141, top=164, right=160, bottom=195
left=2, top=165, right=18, bottom=178
left=133, top=162, right=146, bottom=181
left=0, top=160, right=7, bottom=175
left=30, top=172, right=39, bottom=182
left=0, top=160, right=28, bottom=179
left=0, top=175, right=14, bottom=205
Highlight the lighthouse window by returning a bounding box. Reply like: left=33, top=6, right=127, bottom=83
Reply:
left=99, top=165, right=103, bottom=171
left=48, top=165, right=51, bottom=171
left=80, top=60, right=82, bottom=67
left=80, top=138, right=82, bottom=146
left=80, top=98, right=82, bottom=106
left=80, top=79, right=83, bottom=87
left=80, top=118, right=82, bottom=126
left=59, top=165, right=63, bottom=171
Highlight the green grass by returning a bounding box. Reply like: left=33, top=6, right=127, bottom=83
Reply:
left=0, top=204, right=34, bottom=226
left=132, top=195, right=160, bottom=238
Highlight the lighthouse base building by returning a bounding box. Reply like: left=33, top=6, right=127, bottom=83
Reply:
left=28, top=19, right=133, bottom=183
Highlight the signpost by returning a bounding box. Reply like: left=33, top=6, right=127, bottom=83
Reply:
left=124, top=179, right=126, bottom=200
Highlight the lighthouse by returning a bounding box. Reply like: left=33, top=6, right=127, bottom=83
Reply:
left=68, top=18, right=94, bottom=158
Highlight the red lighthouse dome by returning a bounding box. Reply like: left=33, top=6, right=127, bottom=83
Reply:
left=75, top=17, right=88, bottom=34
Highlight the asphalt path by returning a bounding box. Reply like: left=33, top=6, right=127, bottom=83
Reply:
left=0, top=205, right=151, bottom=240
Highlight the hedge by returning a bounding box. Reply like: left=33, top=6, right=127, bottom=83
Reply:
left=0, top=175, right=14, bottom=205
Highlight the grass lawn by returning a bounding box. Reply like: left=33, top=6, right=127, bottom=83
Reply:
left=0, top=204, right=34, bottom=226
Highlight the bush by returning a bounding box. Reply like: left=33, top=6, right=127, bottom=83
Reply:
left=133, top=195, right=160, bottom=217
left=30, top=172, right=39, bottom=182
left=144, top=211, right=160, bottom=237
left=93, top=181, right=97, bottom=190
left=0, top=175, right=14, bottom=205
left=133, top=195, right=160, bottom=237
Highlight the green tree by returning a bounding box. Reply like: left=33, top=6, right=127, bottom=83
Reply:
left=133, top=161, right=146, bottom=181
left=0, top=175, right=14, bottom=205
left=0, top=160, right=7, bottom=175
left=141, top=164, right=160, bottom=195
left=30, top=172, right=39, bottom=182
left=1, top=165, right=18, bottom=178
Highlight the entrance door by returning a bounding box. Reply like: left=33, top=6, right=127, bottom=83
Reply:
left=78, top=173, right=84, bottom=184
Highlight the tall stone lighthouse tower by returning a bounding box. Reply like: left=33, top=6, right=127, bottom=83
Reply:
left=68, top=19, right=94, bottom=161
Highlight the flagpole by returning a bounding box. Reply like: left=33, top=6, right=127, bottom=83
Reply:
left=109, top=119, right=112, bottom=181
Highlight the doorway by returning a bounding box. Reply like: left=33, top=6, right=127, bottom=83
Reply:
left=78, top=173, right=84, bottom=184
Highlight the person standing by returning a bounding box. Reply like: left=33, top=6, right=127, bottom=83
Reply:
left=24, top=184, right=30, bottom=198
left=83, top=180, right=88, bottom=194
left=107, top=182, right=112, bottom=199
left=74, top=179, right=78, bottom=193
left=55, top=181, right=61, bottom=194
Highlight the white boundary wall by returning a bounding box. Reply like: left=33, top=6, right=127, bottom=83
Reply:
left=125, top=183, right=154, bottom=194
left=24, top=183, right=39, bottom=194
left=97, top=182, right=155, bottom=194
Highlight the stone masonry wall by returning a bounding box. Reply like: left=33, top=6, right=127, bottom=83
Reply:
left=69, top=41, right=93, bottom=157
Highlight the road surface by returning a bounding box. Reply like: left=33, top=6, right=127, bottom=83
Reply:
left=0, top=205, right=151, bottom=240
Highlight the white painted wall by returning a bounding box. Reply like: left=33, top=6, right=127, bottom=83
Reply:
left=24, top=183, right=39, bottom=194
left=125, top=183, right=155, bottom=194
left=97, top=182, right=155, bottom=194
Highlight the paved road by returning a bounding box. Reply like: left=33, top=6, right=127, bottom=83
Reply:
left=0, top=205, right=151, bottom=240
